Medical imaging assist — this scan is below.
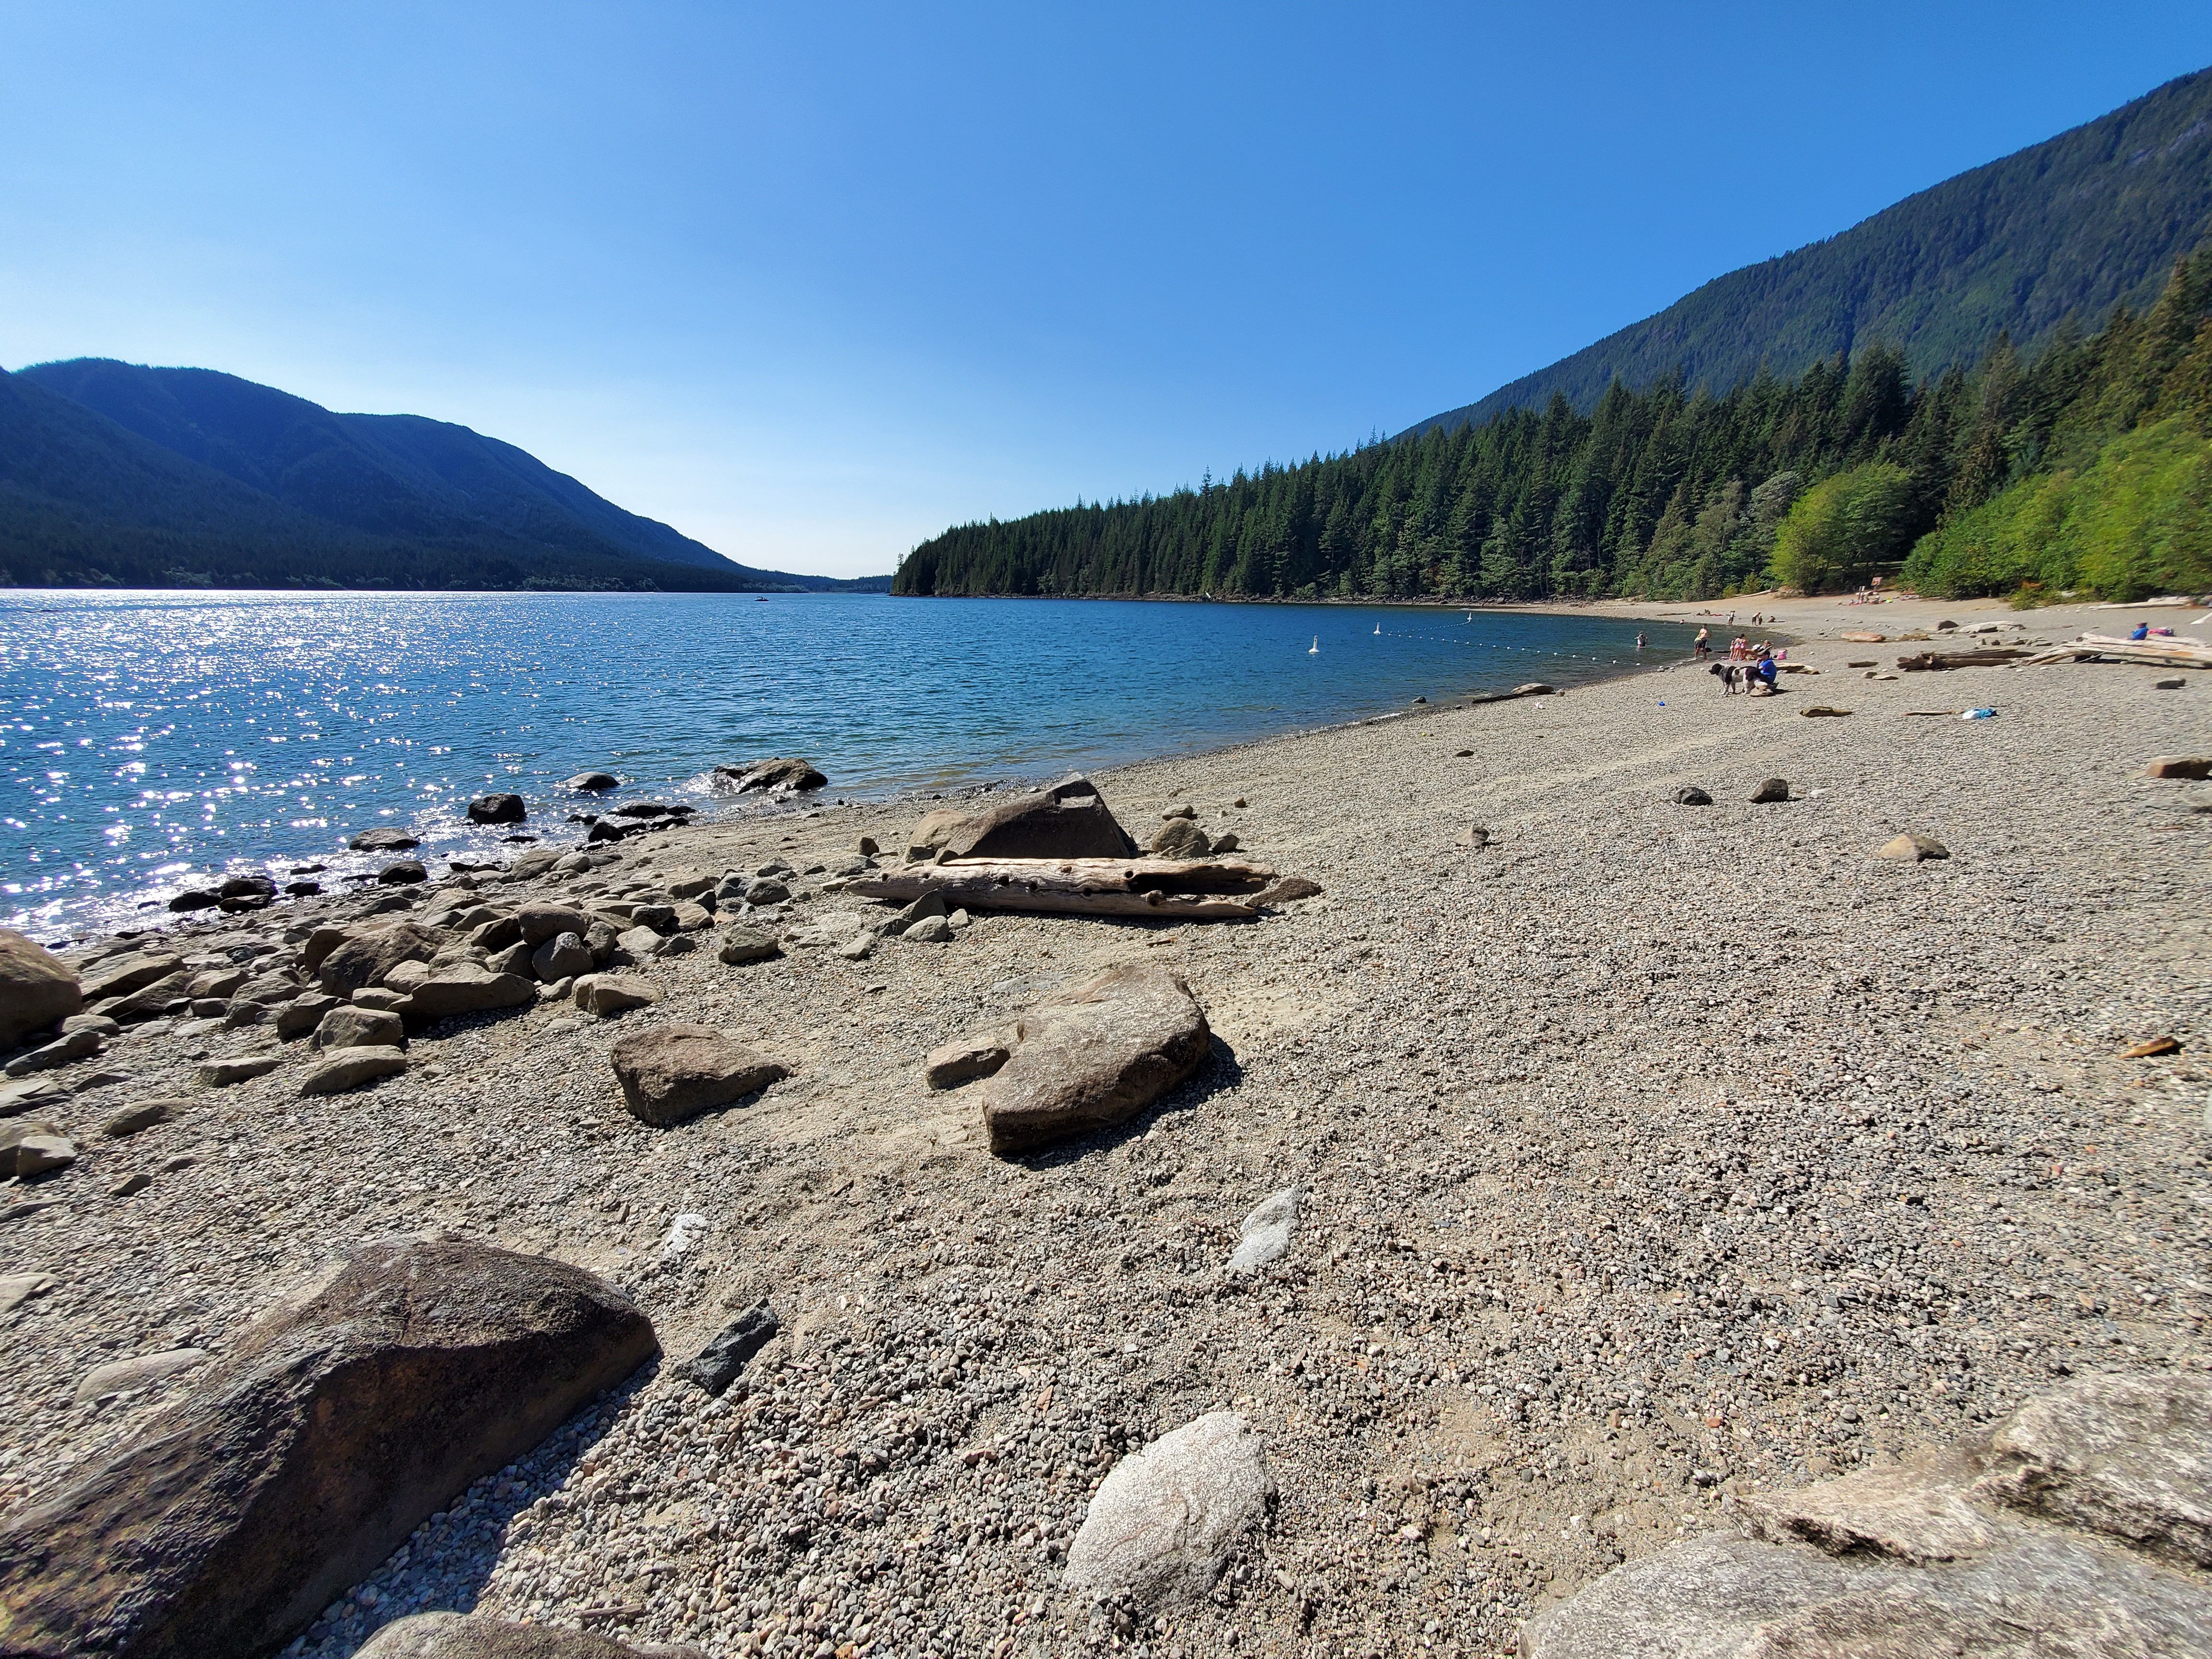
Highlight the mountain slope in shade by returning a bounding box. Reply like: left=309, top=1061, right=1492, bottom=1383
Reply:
left=1405, top=65, right=2212, bottom=437
left=5, top=359, right=889, bottom=590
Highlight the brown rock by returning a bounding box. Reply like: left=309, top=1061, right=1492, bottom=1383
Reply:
left=0, top=930, right=81, bottom=1050
left=926, top=1033, right=1013, bottom=1090
left=378, top=860, right=428, bottom=886
left=2144, top=756, right=2212, bottom=781
left=514, top=903, right=599, bottom=948
left=78, top=953, right=184, bottom=1004
left=1252, top=877, right=1323, bottom=907
left=1740, top=1455, right=1996, bottom=1563
left=0, top=1238, right=657, bottom=1659
left=194, top=1054, right=283, bottom=1088
left=101, top=1100, right=183, bottom=1140
left=715, top=927, right=781, bottom=965
left=317, top=922, right=444, bottom=997
left=399, top=968, right=534, bottom=1025
left=711, top=756, right=826, bottom=794
left=905, top=807, right=968, bottom=863
left=0, top=1120, right=77, bottom=1178
left=938, top=774, right=1136, bottom=862
left=609, top=1023, right=787, bottom=1127
left=1148, top=818, right=1212, bottom=860
left=301, top=927, right=352, bottom=972
left=100, top=970, right=192, bottom=1025
left=2121, top=1035, right=2182, bottom=1058
left=313, top=1006, right=405, bottom=1051
left=1748, top=778, right=1791, bottom=804
left=976, top=964, right=1211, bottom=1154
left=1877, top=833, right=1949, bottom=862
left=300, top=1046, right=407, bottom=1095
left=572, top=974, right=659, bottom=1017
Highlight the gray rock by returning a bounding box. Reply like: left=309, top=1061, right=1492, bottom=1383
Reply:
left=515, top=902, right=598, bottom=947
left=614, top=924, right=665, bottom=962
left=715, top=926, right=781, bottom=965
left=1749, top=778, right=1791, bottom=804
left=1160, top=804, right=1197, bottom=821
left=0, top=928, right=82, bottom=1050
left=562, top=771, right=619, bottom=792
left=674, top=1300, right=780, bottom=1396
left=300, top=1046, right=409, bottom=1095
left=1226, top=1187, right=1300, bottom=1274
left=378, top=859, right=429, bottom=886
left=0, top=1238, right=657, bottom=1659
left=1147, top=818, right=1212, bottom=860
left=313, top=1006, right=406, bottom=1051
left=1974, top=1371, right=2212, bottom=1566
left=573, top=974, right=659, bottom=1017
left=483, top=940, right=535, bottom=978
left=742, top=878, right=790, bottom=907
left=73, top=1348, right=208, bottom=1404
left=609, top=1024, right=787, bottom=1127
left=0, top=1273, right=56, bottom=1314
left=0, top=1077, right=65, bottom=1118
left=976, top=964, right=1212, bottom=1154
left=1740, top=1453, right=1995, bottom=1563
left=1673, top=785, right=1715, bottom=805
left=1064, top=1412, right=1273, bottom=1607
left=351, top=987, right=409, bottom=1013
left=195, top=1054, right=283, bottom=1087
left=879, top=891, right=948, bottom=938
left=358, top=1612, right=704, bottom=1657
left=1210, top=830, right=1241, bottom=854
left=531, top=932, right=594, bottom=983
left=96, top=968, right=193, bottom=1025
left=904, top=806, right=969, bottom=863
left=1252, top=877, right=1323, bottom=907
left=711, top=756, right=827, bottom=794
left=904, top=914, right=954, bottom=944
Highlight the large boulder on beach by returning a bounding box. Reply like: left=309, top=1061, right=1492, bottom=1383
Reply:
left=1523, top=1372, right=2212, bottom=1659
left=0, top=931, right=80, bottom=1050
left=1065, top=1412, right=1274, bottom=1608
left=712, top=757, right=827, bottom=794
left=0, top=1238, right=658, bottom=1659
left=609, top=1023, right=787, bottom=1127
left=938, top=774, right=1137, bottom=863
left=400, top=967, right=536, bottom=1026
left=905, top=807, right=969, bottom=863
left=976, top=963, right=1211, bottom=1154
left=317, top=922, right=444, bottom=997
left=79, top=952, right=183, bottom=1005
left=359, top=1612, right=704, bottom=1658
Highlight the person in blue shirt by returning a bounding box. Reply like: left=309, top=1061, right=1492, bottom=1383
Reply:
left=2130, top=622, right=2151, bottom=640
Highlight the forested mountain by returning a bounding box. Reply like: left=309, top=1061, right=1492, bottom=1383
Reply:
left=1, top=360, right=889, bottom=591
left=899, top=251, right=2212, bottom=603
left=1407, top=66, right=2212, bottom=436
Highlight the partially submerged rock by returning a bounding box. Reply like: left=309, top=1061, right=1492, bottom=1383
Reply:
left=609, top=1023, right=787, bottom=1126
left=348, top=827, right=421, bottom=852
left=1065, top=1412, right=1273, bottom=1607
left=713, top=757, right=827, bottom=794
left=975, top=963, right=1211, bottom=1154
left=561, top=771, right=619, bottom=792
left=465, top=793, right=527, bottom=825
left=0, top=1237, right=658, bottom=1659
left=0, top=929, right=81, bottom=1051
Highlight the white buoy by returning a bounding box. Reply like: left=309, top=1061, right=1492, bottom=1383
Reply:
left=1374, top=622, right=1382, bottom=635
left=1308, top=635, right=1319, bottom=655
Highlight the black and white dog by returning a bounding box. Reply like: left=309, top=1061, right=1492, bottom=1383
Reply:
left=1708, top=661, right=1743, bottom=695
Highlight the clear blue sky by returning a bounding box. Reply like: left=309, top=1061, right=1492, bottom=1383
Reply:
left=4, top=4, right=2209, bottom=578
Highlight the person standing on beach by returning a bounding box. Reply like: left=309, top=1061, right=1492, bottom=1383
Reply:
left=1694, top=626, right=1709, bottom=659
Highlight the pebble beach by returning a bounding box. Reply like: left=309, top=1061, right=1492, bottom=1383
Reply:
left=1, top=592, right=2207, bottom=1659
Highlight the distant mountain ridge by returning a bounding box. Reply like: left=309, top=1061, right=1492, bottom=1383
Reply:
left=1403, top=65, right=2212, bottom=437
left=2, top=359, right=889, bottom=591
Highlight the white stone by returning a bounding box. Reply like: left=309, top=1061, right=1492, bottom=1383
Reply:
left=1226, top=1186, right=1301, bottom=1274
left=1065, top=1411, right=1272, bottom=1606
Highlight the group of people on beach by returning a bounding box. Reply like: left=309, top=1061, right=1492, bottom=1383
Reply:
left=1691, top=624, right=1784, bottom=694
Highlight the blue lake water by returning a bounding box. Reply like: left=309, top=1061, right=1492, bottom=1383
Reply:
left=0, top=589, right=1687, bottom=936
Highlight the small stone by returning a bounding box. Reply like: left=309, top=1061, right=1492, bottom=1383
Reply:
left=835, top=932, right=874, bottom=962
left=108, top=1172, right=153, bottom=1198
left=1673, top=786, right=1714, bottom=805
left=299, top=1045, right=409, bottom=1095
left=1252, top=877, right=1322, bottom=906
left=1226, top=1187, right=1300, bottom=1274
left=2120, top=1035, right=2182, bottom=1058
left=904, top=915, right=954, bottom=944
left=313, top=1006, right=406, bottom=1051
left=573, top=974, right=659, bottom=1016
left=101, top=1100, right=182, bottom=1139
left=1749, top=778, right=1791, bottom=804
left=675, top=1300, right=781, bottom=1395
left=1065, top=1412, right=1274, bottom=1607
left=1212, top=831, right=1241, bottom=853
left=1801, top=706, right=1851, bottom=717
left=716, top=927, right=781, bottom=965
left=1149, top=818, right=1212, bottom=860
left=2153, top=678, right=2187, bottom=690
left=1877, top=833, right=1949, bottom=862
left=2144, top=756, right=2212, bottom=780
left=926, top=1034, right=1013, bottom=1090
left=1161, top=805, right=1197, bottom=821
left=73, top=1347, right=207, bottom=1403
left=194, top=1055, right=283, bottom=1088
left=857, top=836, right=879, bottom=857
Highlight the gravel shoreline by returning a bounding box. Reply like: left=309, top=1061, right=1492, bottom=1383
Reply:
left=2, top=596, right=2207, bottom=1659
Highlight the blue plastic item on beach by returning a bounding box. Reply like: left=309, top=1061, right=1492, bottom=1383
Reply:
left=1961, top=707, right=1997, bottom=720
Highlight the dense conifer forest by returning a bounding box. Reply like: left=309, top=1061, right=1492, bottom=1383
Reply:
left=899, top=252, right=2212, bottom=604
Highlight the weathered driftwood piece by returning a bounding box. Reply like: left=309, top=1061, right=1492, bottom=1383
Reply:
left=1896, top=648, right=2028, bottom=671
left=2018, top=633, right=2212, bottom=669
left=849, top=855, right=1278, bottom=920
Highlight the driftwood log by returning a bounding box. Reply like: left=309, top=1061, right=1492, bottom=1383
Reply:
left=1896, top=648, right=2029, bottom=671
left=848, top=856, right=1278, bottom=920
left=2018, top=633, right=2212, bottom=669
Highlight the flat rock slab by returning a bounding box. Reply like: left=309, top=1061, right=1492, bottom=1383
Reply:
left=359, top=1612, right=703, bottom=1657
left=194, top=1054, right=282, bottom=1088
left=314, top=1006, right=405, bottom=1051
left=1064, top=1411, right=1273, bottom=1607
left=716, top=926, right=781, bottom=965
left=0, top=1237, right=657, bottom=1659
left=402, top=968, right=535, bottom=1025
left=300, top=1045, right=409, bottom=1095
left=977, top=963, right=1211, bottom=1154
left=1974, top=1371, right=2212, bottom=1566
left=574, top=974, right=659, bottom=1016
left=73, top=1348, right=208, bottom=1404
left=610, top=1023, right=788, bottom=1127
left=926, top=1033, right=1012, bottom=1090
left=0, top=928, right=81, bottom=1050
